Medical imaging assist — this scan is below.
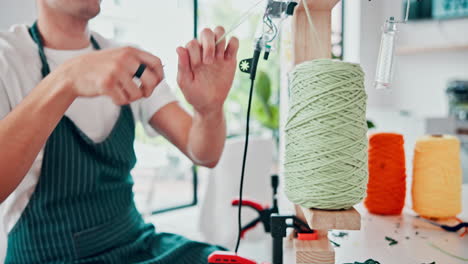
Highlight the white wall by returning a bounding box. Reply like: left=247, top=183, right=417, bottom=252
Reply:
left=343, top=0, right=361, bottom=64
left=0, top=0, right=36, bottom=30
left=353, top=0, right=468, bottom=184
left=359, top=0, right=399, bottom=109
left=0, top=1, right=37, bottom=262
left=358, top=0, right=468, bottom=118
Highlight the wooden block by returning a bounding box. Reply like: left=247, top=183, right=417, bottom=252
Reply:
left=297, top=205, right=361, bottom=231
left=294, top=236, right=335, bottom=264
left=291, top=0, right=340, bottom=63
left=290, top=1, right=356, bottom=263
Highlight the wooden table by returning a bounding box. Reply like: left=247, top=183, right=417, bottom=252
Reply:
left=282, top=185, right=468, bottom=264
left=146, top=186, right=467, bottom=263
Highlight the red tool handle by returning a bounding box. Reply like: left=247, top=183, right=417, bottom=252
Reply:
left=240, top=223, right=257, bottom=239
left=208, top=251, right=257, bottom=264
left=231, top=199, right=265, bottom=212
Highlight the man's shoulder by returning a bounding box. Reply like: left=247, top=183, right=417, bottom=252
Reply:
left=91, top=31, right=123, bottom=49
left=0, top=25, right=36, bottom=71
left=0, top=24, right=34, bottom=52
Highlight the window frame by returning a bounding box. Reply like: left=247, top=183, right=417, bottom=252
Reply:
left=150, top=0, right=200, bottom=215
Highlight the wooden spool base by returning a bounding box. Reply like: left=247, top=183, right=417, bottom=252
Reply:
left=298, top=206, right=361, bottom=231
left=289, top=0, right=360, bottom=263
left=293, top=205, right=361, bottom=264
left=295, top=238, right=335, bottom=264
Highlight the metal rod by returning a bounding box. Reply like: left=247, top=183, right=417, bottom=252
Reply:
left=404, top=0, right=411, bottom=22
left=272, top=236, right=283, bottom=264
left=215, top=0, right=266, bottom=45
left=194, top=0, right=198, bottom=38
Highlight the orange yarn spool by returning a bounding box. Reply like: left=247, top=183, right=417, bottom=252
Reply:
left=412, top=135, right=462, bottom=219
left=365, top=133, right=407, bottom=215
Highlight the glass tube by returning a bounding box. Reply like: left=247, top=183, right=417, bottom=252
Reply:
left=374, top=17, right=398, bottom=90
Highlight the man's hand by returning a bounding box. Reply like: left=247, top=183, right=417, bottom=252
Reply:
left=148, top=27, right=238, bottom=167
left=176, top=27, right=239, bottom=115
left=57, top=46, right=164, bottom=105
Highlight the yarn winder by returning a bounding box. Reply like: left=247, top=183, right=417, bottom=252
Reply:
left=211, top=0, right=366, bottom=263
left=288, top=0, right=362, bottom=263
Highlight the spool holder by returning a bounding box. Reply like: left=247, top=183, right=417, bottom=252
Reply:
left=288, top=1, right=362, bottom=263
left=292, top=205, right=361, bottom=264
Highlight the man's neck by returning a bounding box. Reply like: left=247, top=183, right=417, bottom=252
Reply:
left=37, top=11, right=91, bottom=50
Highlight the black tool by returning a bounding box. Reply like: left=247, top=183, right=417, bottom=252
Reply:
left=271, top=214, right=316, bottom=264
left=231, top=175, right=280, bottom=237
left=134, top=64, right=147, bottom=78
left=416, top=216, right=468, bottom=233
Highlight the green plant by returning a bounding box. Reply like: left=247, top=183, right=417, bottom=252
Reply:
left=252, top=71, right=279, bottom=131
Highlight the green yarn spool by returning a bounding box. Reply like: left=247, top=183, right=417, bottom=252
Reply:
left=284, top=59, right=368, bottom=210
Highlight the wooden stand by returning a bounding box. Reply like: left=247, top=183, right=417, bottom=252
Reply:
left=293, top=205, right=361, bottom=264
left=292, top=0, right=339, bottom=63
left=298, top=206, right=361, bottom=231
left=290, top=1, right=362, bottom=263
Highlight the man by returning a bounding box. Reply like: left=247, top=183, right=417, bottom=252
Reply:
left=0, top=0, right=239, bottom=263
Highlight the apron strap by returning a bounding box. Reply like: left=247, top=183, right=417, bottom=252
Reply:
left=28, top=21, right=101, bottom=78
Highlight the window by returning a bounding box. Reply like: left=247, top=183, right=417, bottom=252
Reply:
left=199, top=0, right=282, bottom=140
left=199, top=0, right=343, bottom=142
left=89, top=0, right=345, bottom=214
left=90, top=0, right=197, bottom=214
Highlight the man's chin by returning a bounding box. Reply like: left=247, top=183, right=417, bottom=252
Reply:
left=78, top=5, right=101, bottom=20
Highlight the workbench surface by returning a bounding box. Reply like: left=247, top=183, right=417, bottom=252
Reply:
left=325, top=186, right=468, bottom=264
left=245, top=185, right=468, bottom=263
left=149, top=185, right=468, bottom=264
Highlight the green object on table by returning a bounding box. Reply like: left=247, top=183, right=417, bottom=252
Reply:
left=332, top=232, right=349, bottom=238
left=330, top=240, right=340, bottom=247
left=343, top=259, right=381, bottom=264
left=385, top=236, right=398, bottom=246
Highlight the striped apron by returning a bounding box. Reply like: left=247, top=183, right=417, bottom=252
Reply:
left=5, top=22, right=224, bottom=264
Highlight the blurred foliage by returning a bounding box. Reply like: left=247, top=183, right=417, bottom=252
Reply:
left=255, top=71, right=272, bottom=103
left=135, top=122, right=167, bottom=145
left=199, top=0, right=281, bottom=138
left=253, top=71, right=279, bottom=130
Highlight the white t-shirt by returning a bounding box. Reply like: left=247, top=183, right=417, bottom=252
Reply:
left=0, top=25, right=178, bottom=261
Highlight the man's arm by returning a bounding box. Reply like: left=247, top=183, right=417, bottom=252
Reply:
left=149, top=27, right=238, bottom=168
left=149, top=103, right=225, bottom=168
left=0, top=73, right=75, bottom=203
left=0, top=47, right=165, bottom=203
